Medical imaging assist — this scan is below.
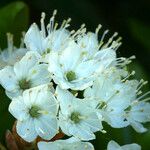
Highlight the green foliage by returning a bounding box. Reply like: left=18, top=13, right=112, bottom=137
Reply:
left=0, top=1, right=29, bottom=48
left=0, top=86, right=15, bottom=143
left=0, top=1, right=29, bottom=143
left=129, top=19, right=150, bottom=51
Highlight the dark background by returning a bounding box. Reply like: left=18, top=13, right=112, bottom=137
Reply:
left=0, top=0, right=150, bottom=149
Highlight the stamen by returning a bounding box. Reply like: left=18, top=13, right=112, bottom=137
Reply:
left=54, top=22, right=58, bottom=31
left=121, top=71, right=135, bottom=82
left=116, top=55, right=136, bottom=67
left=7, top=33, right=14, bottom=55
left=102, top=32, right=118, bottom=49
left=40, top=12, right=46, bottom=38
left=137, top=90, right=142, bottom=95
left=95, top=24, right=102, bottom=35
left=99, top=29, right=109, bottom=49
left=136, top=91, right=150, bottom=101
left=49, top=9, right=57, bottom=33
left=107, top=90, right=120, bottom=102
left=141, top=97, right=150, bottom=102
left=72, top=24, right=86, bottom=39
left=111, top=41, right=122, bottom=51
left=136, top=79, right=148, bottom=92
left=64, top=18, right=71, bottom=28
left=20, top=32, right=25, bottom=48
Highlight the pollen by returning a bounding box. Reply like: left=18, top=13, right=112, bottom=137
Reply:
left=70, top=112, right=81, bottom=124
left=66, top=71, right=76, bottom=82
left=29, top=105, right=41, bottom=118
left=18, top=78, right=31, bottom=90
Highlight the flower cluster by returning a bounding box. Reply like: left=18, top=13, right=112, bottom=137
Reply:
left=0, top=10, right=150, bottom=150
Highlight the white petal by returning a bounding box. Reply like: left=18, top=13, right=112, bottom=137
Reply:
left=14, top=51, right=40, bottom=79
left=75, top=60, right=99, bottom=78
left=122, top=144, right=141, bottom=150
left=35, top=86, right=58, bottom=115
left=9, top=96, right=29, bottom=121
left=104, top=111, right=129, bottom=128
left=0, top=66, right=18, bottom=91
left=5, top=90, right=22, bottom=99
left=94, top=48, right=116, bottom=68
left=16, top=118, right=37, bottom=142
left=38, top=141, right=59, bottom=150
left=107, top=140, right=121, bottom=150
left=24, top=24, right=45, bottom=55
left=56, top=86, right=74, bottom=114
left=48, top=52, right=64, bottom=78
left=82, top=111, right=103, bottom=132
left=59, top=41, right=82, bottom=71
left=48, top=29, right=70, bottom=52
left=69, top=124, right=95, bottom=141
left=34, top=115, right=58, bottom=140
left=78, top=32, right=99, bottom=56
left=130, top=121, right=147, bottom=133
left=28, top=64, right=51, bottom=87
left=38, top=140, right=95, bottom=150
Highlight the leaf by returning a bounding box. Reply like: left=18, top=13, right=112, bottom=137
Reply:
left=0, top=1, right=29, bottom=48
left=0, top=1, right=29, bottom=143
left=0, top=86, right=15, bottom=143
left=129, top=19, right=150, bottom=51
left=93, top=124, right=133, bottom=150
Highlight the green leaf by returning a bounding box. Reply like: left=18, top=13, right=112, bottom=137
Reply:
left=0, top=86, right=15, bottom=143
left=93, top=124, right=133, bottom=150
left=129, top=19, right=150, bottom=51
left=0, top=1, right=29, bottom=143
left=0, top=1, right=29, bottom=48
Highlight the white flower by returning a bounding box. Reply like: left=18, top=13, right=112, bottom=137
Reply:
left=84, top=68, right=136, bottom=128
left=56, top=86, right=103, bottom=141
left=107, top=140, right=141, bottom=150
left=121, top=79, right=150, bottom=133
left=24, top=11, right=72, bottom=56
left=38, top=137, right=95, bottom=150
left=125, top=100, right=150, bottom=133
left=0, top=51, right=51, bottom=99
left=77, top=31, right=117, bottom=64
left=9, top=84, right=59, bottom=142
left=48, top=40, right=114, bottom=90
left=0, top=33, right=27, bottom=69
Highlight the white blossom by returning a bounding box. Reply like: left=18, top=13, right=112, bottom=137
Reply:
left=77, top=31, right=118, bottom=64
left=9, top=84, right=59, bottom=142
left=38, top=137, right=95, bottom=150
left=0, top=33, right=27, bottom=69
left=125, top=100, right=150, bottom=133
left=0, top=51, right=51, bottom=99
left=24, top=11, right=72, bottom=57
left=0, top=10, right=149, bottom=150
left=84, top=68, right=138, bottom=128
left=56, top=86, right=103, bottom=141
left=48, top=40, right=117, bottom=90
left=107, top=140, right=141, bottom=150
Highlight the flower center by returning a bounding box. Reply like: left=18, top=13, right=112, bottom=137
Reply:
left=43, top=48, right=51, bottom=55
left=19, top=78, right=31, bottom=90
left=66, top=71, right=76, bottom=82
left=70, top=112, right=81, bottom=124
left=29, top=105, right=41, bottom=118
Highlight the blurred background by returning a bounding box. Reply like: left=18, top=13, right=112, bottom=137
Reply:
left=0, top=0, right=149, bottom=149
